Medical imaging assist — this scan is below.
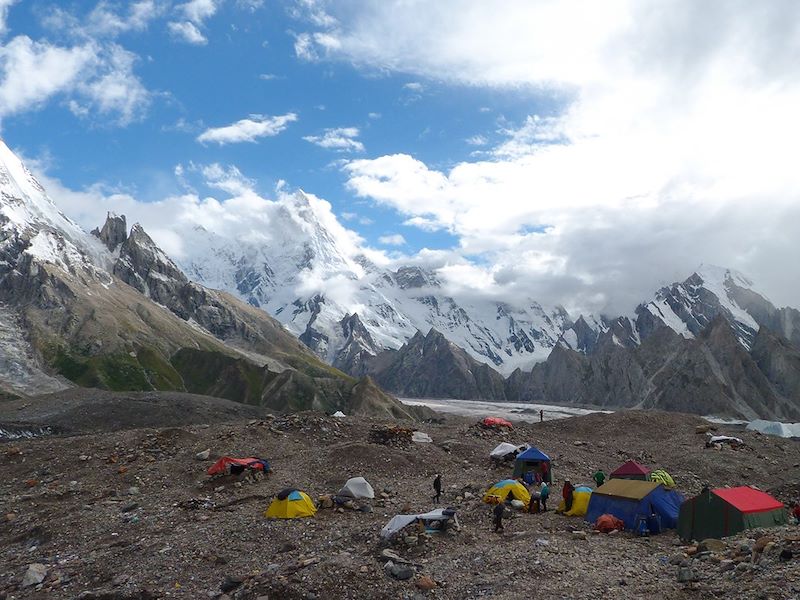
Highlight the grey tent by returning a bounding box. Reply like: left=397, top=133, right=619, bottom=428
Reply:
left=337, top=476, right=375, bottom=499
left=380, top=508, right=458, bottom=539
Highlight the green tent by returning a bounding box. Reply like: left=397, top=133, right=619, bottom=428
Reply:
left=678, top=486, right=787, bottom=541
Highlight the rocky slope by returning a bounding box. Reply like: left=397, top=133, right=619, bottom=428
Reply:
left=508, top=316, right=800, bottom=420
left=359, top=328, right=508, bottom=400
left=1, top=409, right=798, bottom=599
left=0, top=140, right=420, bottom=419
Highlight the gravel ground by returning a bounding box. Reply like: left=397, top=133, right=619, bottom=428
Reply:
left=1, top=407, right=799, bottom=599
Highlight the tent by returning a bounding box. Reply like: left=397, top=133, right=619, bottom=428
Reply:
left=337, top=477, right=375, bottom=499
left=558, top=485, right=593, bottom=517
left=609, top=460, right=651, bottom=481
left=483, top=479, right=531, bottom=506
left=381, top=508, right=458, bottom=539
left=512, top=446, right=552, bottom=483
left=265, top=488, right=317, bottom=519
left=585, top=479, right=683, bottom=531
left=332, top=411, right=346, bottom=418
left=207, top=457, right=270, bottom=477
left=677, top=486, right=787, bottom=541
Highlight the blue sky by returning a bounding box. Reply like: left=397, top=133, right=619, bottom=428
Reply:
left=1, top=0, right=561, bottom=253
left=1, top=0, right=799, bottom=313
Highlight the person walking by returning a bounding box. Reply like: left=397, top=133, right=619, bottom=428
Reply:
left=493, top=501, right=505, bottom=533
left=432, top=473, right=442, bottom=504
left=540, top=481, right=550, bottom=512
left=593, top=469, right=606, bottom=489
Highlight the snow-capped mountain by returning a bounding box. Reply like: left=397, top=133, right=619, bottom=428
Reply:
left=168, top=191, right=571, bottom=376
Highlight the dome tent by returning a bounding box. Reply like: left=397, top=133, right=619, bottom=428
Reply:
left=337, top=477, right=375, bottom=499
left=609, top=460, right=651, bottom=481
left=483, top=479, right=531, bottom=507
left=265, top=488, right=316, bottom=519
left=512, top=446, right=552, bottom=483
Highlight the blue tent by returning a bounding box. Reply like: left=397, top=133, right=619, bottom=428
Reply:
left=585, top=479, right=683, bottom=532
left=513, top=446, right=552, bottom=482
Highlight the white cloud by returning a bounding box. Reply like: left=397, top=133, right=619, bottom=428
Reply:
left=168, top=21, right=207, bottom=44
left=0, top=0, right=17, bottom=36
left=303, top=126, right=364, bottom=152
left=293, top=32, right=317, bottom=60
left=465, top=134, right=487, bottom=146
left=258, top=73, right=280, bottom=80
left=0, top=37, right=93, bottom=116
left=169, top=0, right=221, bottom=45
left=280, top=0, right=800, bottom=312
left=197, top=113, right=298, bottom=144
left=378, top=234, right=406, bottom=246
left=403, top=82, right=423, bottom=92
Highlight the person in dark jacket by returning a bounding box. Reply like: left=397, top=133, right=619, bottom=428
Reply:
left=493, top=501, right=505, bottom=533
left=432, top=474, right=442, bottom=504
left=562, top=480, right=575, bottom=512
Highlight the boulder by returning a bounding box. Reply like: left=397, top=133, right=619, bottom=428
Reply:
left=698, top=539, right=726, bottom=553
left=22, top=563, right=48, bottom=588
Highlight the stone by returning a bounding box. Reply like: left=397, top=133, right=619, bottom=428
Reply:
left=220, top=576, right=244, bottom=592
left=720, top=560, right=735, bottom=572
left=196, top=449, right=211, bottom=461
left=22, top=563, right=48, bottom=588
left=120, top=501, right=139, bottom=513
left=735, top=562, right=750, bottom=573
left=127, top=486, right=140, bottom=496
left=676, top=567, right=695, bottom=583
left=390, top=564, right=415, bottom=580
left=753, top=536, right=774, bottom=552
left=416, top=575, right=437, bottom=590
left=698, top=538, right=726, bottom=553
left=572, top=531, right=587, bottom=540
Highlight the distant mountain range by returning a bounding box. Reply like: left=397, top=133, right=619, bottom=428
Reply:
left=0, top=140, right=423, bottom=420
left=1, top=138, right=798, bottom=420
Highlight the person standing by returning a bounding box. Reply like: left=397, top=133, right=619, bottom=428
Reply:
left=562, top=480, right=575, bottom=512
left=540, top=481, right=550, bottom=512
left=541, top=461, right=549, bottom=484
left=539, top=409, right=544, bottom=422
left=432, top=473, right=442, bottom=504
left=493, top=501, right=505, bottom=533
left=593, top=469, right=606, bottom=488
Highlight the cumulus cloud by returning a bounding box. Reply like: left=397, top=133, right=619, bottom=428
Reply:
left=286, top=0, right=800, bottom=312
left=197, top=113, right=298, bottom=144
left=0, top=0, right=17, bottom=36
left=303, top=126, right=364, bottom=152
left=378, top=234, right=406, bottom=246
left=169, top=0, right=221, bottom=44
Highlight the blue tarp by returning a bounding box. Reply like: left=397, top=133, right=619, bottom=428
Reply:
left=585, top=486, right=683, bottom=531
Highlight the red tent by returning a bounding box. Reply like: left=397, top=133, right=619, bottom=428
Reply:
left=207, top=457, right=271, bottom=476
left=610, top=460, right=651, bottom=480
left=481, top=417, right=513, bottom=429
left=712, top=487, right=784, bottom=513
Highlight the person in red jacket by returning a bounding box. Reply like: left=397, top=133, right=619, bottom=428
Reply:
left=562, top=480, right=575, bottom=512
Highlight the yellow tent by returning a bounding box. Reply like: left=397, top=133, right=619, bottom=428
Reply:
left=265, top=489, right=317, bottom=519
left=557, top=486, right=593, bottom=516
left=483, top=479, right=531, bottom=506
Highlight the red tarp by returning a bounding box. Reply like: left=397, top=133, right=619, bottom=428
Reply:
left=594, top=514, right=625, bottom=533
left=481, top=417, right=513, bottom=429
left=610, top=460, right=651, bottom=477
left=207, top=457, right=269, bottom=476
left=712, top=486, right=785, bottom=514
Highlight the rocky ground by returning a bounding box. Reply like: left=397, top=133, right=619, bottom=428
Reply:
left=1, top=403, right=800, bottom=600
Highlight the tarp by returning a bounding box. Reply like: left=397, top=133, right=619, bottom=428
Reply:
left=265, top=489, right=316, bottom=519
left=482, top=417, right=513, bottom=429
left=585, top=481, right=683, bottom=531
left=207, top=456, right=270, bottom=476
left=678, top=487, right=787, bottom=541
left=380, top=508, right=457, bottom=539
left=490, top=442, right=521, bottom=459
left=594, top=514, right=625, bottom=532
left=649, top=470, right=675, bottom=488
left=483, top=479, right=531, bottom=506
left=412, top=431, right=433, bottom=443
left=610, top=460, right=651, bottom=479
left=337, top=476, right=375, bottom=499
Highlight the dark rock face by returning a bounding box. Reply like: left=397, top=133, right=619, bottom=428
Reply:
left=362, top=328, right=507, bottom=400
left=507, top=316, right=800, bottom=420
left=393, top=266, right=440, bottom=289
left=92, top=213, right=128, bottom=252
left=333, top=313, right=380, bottom=376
